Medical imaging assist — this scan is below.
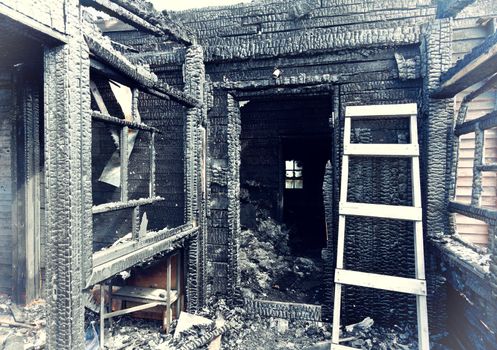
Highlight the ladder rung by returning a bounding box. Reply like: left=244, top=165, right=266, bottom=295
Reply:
left=331, top=344, right=358, bottom=350
left=345, top=103, right=417, bottom=118
left=344, top=144, right=419, bottom=157
left=335, top=269, right=427, bottom=296
left=339, top=202, right=422, bottom=221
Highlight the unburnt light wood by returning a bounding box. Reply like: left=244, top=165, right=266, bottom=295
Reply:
left=99, top=252, right=182, bottom=348
left=331, top=104, right=429, bottom=350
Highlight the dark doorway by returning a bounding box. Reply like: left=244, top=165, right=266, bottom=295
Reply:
left=0, top=25, right=45, bottom=303
left=238, top=94, right=332, bottom=304
left=282, top=137, right=329, bottom=256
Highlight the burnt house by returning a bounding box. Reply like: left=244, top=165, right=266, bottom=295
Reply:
left=0, top=0, right=497, bottom=349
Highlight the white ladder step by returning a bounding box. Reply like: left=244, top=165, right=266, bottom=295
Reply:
left=344, top=144, right=419, bottom=157
left=331, top=344, right=359, bottom=350
left=345, top=103, right=417, bottom=118
left=335, top=269, right=427, bottom=296
left=339, top=202, right=422, bottom=221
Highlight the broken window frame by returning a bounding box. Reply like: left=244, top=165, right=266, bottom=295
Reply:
left=87, top=62, right=200, bottom=286
left=448, top=74, right=497, bottom=253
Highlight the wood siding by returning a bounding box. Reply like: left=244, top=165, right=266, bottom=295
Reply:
left=454, top=18, right=497, bottom=246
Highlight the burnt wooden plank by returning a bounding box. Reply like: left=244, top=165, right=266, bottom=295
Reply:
left=433, top=30, right=497, bottom=98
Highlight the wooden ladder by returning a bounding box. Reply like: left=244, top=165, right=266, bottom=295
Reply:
left=331, top=103, right=430, bottom=350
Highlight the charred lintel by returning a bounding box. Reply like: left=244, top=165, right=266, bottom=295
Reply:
left=81, top=0, right=164, bottom=36
left=92, top=111, right=161, bottom=133
left=92, top=196, right=164, bottom=214
left=214, top=73, right=338, bottom=91
left=449, top=200, right=497, bottom=223
left=454, top=110, right=497, bottom=136
left=145, top=82, right=202, bottom=108
left=432, top=30, right=497, bottom=98
left=436, top=0, right=476, bottom=18
left=105, top=0, right=194, bottom=45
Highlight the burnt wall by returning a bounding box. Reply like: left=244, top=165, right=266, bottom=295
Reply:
left=170, top=0, right=436, bottom=325
left=171, top=0, right=436, bottom=62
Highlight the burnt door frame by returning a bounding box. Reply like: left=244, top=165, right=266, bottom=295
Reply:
left=11, top=64, right=43, bottom=304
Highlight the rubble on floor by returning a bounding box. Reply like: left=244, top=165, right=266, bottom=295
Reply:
left=93, top=298, right=452, bottom=350
left=239, top=209, right=323, bottom=304
left=0, top=294, right=46, bottom=350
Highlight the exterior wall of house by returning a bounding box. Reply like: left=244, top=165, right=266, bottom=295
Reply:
left=453, top=2, right=497, bottom=246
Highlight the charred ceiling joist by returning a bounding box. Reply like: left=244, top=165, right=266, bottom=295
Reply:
left=81, top=0, right=194, bottom=45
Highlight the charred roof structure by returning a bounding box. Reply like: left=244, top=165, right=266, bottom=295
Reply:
left=0, top=0, right=497, bottom=349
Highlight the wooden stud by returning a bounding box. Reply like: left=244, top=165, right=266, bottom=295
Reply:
left=471, top=125, right=484, bottom=206
left=150, top=131, right=156, bottom=197
left=120, top=126, right=128, bottom=201
left=132, top=206, right=140, bottom=240
left=100, top=283, right=105, bottom=349
left=166, top=255, right=172, bottom=333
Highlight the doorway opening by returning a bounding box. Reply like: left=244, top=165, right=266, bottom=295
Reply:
left=238, top=94, right=332, bottom=304
left=0, top=23, right=45, bottom=303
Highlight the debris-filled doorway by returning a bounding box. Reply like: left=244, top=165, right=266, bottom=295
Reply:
left=239, top=95, right=331, bottom=304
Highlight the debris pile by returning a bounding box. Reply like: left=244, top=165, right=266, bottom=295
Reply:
left=0, top=294, right=46, bottom=350
left=239, top=210, right=323, bottom=303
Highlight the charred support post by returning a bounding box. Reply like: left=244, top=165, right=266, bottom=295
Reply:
left=420, top=19, right=454, bottom=238
left=43, top=1, right=91, bottom=348
left=184, top=45, right=206, bottom=310
left=226, top=94, right=242, bottom=305
left=322, top=86, right=339, bottom=321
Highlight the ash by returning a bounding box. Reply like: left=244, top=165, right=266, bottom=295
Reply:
left=88, top=298, right=451, bottom=350
left=0, top=294, right=46, bottom=350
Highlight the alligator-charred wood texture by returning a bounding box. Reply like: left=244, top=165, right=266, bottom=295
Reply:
left=420, top=18, right=454, bottom=338
left=206, top=90, right=242, bottom=306
left=184, top=45, right=206, bottom=310
left=43, top=1, right=91, bottom=349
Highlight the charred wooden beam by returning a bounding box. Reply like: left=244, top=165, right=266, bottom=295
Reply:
left=81, top=0, right=164, bottom=36
left=0, top=5, right=67, bottom=45
left=103, top=0, right=194, bottom=45
left=92, top=111, right=161, bottom=133
left=432, top=30, right=497, bottom=98
left=145, top=82, right=201, bottom=108
left=449, top=200, right=497, bottom=223
left=436, top=0, right=476, bottom=18
left=454, top=110, right=497, bottom=136
left=92, top=196, right=164, bottom=214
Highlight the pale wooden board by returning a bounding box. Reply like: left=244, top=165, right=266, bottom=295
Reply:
left=334, top=269, right=427, bottom=296
left=344, top=144, right=419, bottom=157
left=339, top=202, right=422, bottom=221
left=345, top=103, right=417, bottom=117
